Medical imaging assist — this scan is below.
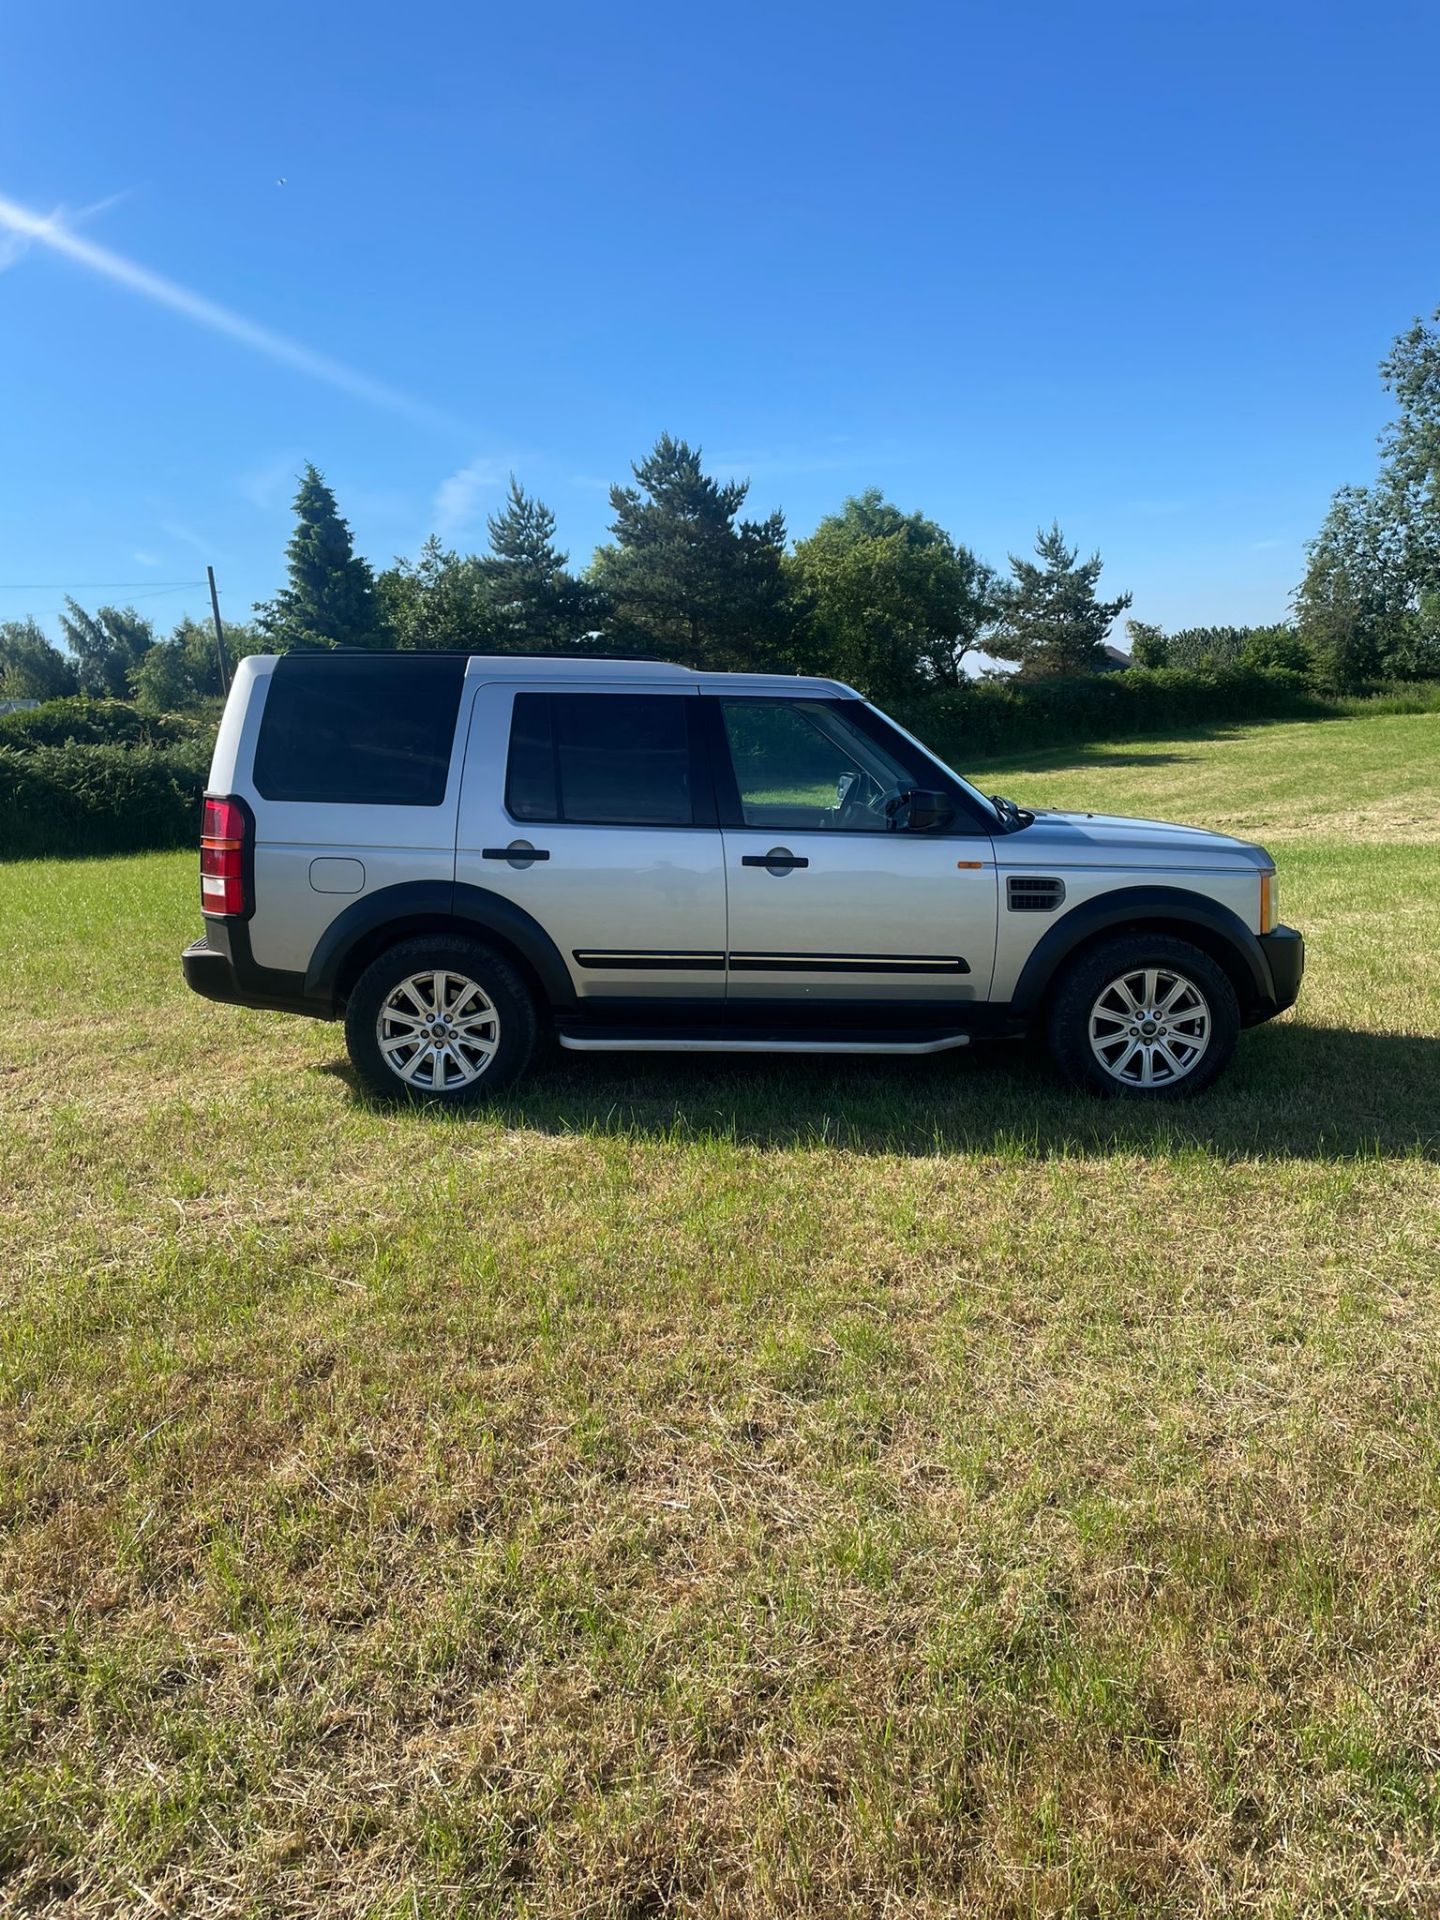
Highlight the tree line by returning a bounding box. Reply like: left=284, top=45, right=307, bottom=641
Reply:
left=4, top=307, right=1438, bottom=712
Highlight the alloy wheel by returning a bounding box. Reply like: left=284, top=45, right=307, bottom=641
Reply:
left=376, top=969, right=501, bottom=1091
left=1087, top=965, right=1212, bottom=1088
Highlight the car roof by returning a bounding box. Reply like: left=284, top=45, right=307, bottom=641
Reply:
left=246, top=651, right=859, bottom=698
left=461, top=656, right=858, bottom=697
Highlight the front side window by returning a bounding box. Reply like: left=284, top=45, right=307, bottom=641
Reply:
left=718, top=699, right=922, bottom=832
left=505, top=692, right=694, bottom=826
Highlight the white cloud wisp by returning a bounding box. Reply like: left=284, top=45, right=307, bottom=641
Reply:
left=0, top=189, right=455, bottom=435
left=432, top=456, right=510, bottom=539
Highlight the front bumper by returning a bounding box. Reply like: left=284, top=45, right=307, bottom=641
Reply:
left=1256, top=924, right=1305, bottom=1019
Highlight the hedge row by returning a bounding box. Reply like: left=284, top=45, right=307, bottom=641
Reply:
left=0, top=696, right=214, bottom=752
left=895, top=664, right=1329, bottom=763
left=2, top=668, right=1434, bottom=862
left=0, top=740, right=210, bottom=859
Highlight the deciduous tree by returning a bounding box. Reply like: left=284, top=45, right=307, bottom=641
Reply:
left=788, top=490, right=995, bottom=702
left=1298, top=308, right=1440, bottom=687
left=378, top=537, right=494, bottom=652
left=1124, top=619, right=1170, bottom=668
left=57, top=601, right=155, bottom=698
left=0, top=618, right=80, bottom=700
left=129, top=616, right=261, bottom=711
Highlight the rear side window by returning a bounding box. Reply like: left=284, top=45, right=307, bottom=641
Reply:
left=253, top=655, right=465, bottom=806
left=506, top=692, right=695, bottom=826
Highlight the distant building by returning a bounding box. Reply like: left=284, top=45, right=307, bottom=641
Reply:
left=0, top=698, right=41, bottom=717
left=963, top=645, right=1132, bottom=679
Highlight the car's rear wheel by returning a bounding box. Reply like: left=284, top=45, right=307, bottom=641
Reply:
left=344, top=937, right=536, bottom=1103
left=1046, top=934, right=1239, bottom=1097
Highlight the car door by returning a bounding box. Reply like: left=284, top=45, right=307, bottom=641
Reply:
left=456, top=680, right=728, bottom=1004
left=241, top=652, right=470, bottom=975
left=710, top=695, right=998, bottom=1007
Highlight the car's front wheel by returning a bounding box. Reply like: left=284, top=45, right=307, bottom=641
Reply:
left=344, top=937, right=537, bottom=1103
left=1046, top=934, right=1239, bottom=1097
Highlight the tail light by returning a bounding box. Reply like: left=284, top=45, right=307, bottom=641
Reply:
left=200, top=796, right=249, bottom=916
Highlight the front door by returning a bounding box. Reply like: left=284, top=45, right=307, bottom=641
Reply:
left=456, top=682, right=728, bottom=1003
left=709, top=696, right=998, bottom=1008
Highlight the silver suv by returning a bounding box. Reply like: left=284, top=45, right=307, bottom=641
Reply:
left=182, top=652, right=1304, bottom=1101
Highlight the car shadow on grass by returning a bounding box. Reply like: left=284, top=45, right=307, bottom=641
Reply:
left=325, top=1019, right=1440, bottom=1163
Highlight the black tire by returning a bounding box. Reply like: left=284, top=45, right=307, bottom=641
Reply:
left=343, top=936, right=537, bottom=1104
left=1045, top=933, right=1239, bottom=1099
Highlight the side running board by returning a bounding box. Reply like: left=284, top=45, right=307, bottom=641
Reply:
left=556, top=1030, right=970, bottom=1056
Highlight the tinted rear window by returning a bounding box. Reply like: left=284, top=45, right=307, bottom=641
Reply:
left=505, top=692, right=694, bottom=826
left=505, top=692, right=558, bottom=822
left=253, top=655, right=465, bottom=806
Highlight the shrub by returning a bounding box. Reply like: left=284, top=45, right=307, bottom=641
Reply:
left=1334, top=680, right=1440, bottom=717
left=0, top=696, right=213, bottom=752
left=0, top=740, right=210, bottom=859
left=1239, top=625, right=1314, bottom=675
left=893, top=665, right=1328, bottom=765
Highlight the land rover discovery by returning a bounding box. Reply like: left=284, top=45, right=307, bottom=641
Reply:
left=181, top=652, right=1304, bottom=1101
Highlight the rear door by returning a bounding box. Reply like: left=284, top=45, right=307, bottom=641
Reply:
left=710, top=696, right=998, bottom=1007
left=240, top=653, right=469, bottom=975
left=456, top=682, right=728, bottom=1004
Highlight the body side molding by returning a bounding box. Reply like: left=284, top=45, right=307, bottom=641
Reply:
left=727, top=952, right=970, bottom=975
left=573, top=949, right=726, bottom=971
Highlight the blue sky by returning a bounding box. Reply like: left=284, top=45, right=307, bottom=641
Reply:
left=2, top=0, right=1437, bottom=646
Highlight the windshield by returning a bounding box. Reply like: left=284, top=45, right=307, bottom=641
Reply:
left=863, top=703, right=1009, bottom=829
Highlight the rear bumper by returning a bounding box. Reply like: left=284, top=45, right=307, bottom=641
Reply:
left=1254, top=924, right=1305, bottom=1020
left=182, top=936, right=238, bottom=1004
left=182, top=930, right=325, bottom=1018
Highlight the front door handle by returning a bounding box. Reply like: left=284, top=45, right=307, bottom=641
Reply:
left=742, top=847, right=809, bottom=872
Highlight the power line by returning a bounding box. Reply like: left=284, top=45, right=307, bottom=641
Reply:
left=0, top=579, right=205, bottom=590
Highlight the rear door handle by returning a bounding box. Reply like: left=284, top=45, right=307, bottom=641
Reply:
left=742, top=848, right=809, bottom=871
left=482, top=844, right=549, bottom=866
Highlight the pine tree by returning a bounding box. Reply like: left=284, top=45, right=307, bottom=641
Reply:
left=480, top=479, right=600, bottom=650
left=989, top=525, right=1132, bottom=676
left=255, top=464, right=389, bottom=650
left=590, top=435, right=797, bottom=669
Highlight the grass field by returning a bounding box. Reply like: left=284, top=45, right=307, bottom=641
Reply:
left=2, top=708, right=1438, bottom=1918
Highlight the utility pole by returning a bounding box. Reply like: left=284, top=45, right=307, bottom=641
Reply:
left=206, top=566, right=230, bottom=696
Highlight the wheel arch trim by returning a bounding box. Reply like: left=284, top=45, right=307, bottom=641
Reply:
left=304, top=880, right=577, bottom=1010
left=1009, top=885, right=1271, bottom=1016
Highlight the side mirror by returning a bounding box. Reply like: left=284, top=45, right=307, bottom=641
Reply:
left=889, top=788, right=954, bottom=832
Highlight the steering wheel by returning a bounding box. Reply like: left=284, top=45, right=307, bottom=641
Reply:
left=834, top=771, right=902, bottom=828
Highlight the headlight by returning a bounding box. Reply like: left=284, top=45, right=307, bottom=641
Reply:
left=1260, top=870, right=1278, bottom=934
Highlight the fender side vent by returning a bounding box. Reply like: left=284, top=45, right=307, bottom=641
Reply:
left=1007, top=875, right=1066, bottom=913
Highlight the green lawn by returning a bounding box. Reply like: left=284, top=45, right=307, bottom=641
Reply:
left=2, top=709, right=1438, bottom=1917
